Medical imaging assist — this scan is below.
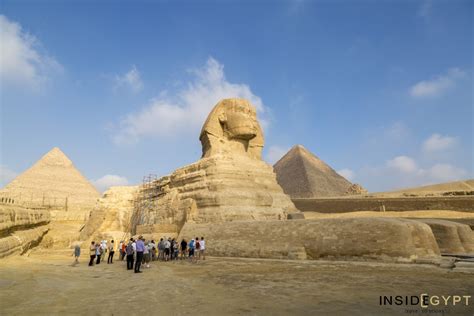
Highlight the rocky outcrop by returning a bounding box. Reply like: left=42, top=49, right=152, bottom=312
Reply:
left=0, top=204, right=50, bottom=234
left=0, top=204, right=50, bottom=258
left=417, top=219, right=474, bottom=254
left=79, top=186, right=138, bottom=242
left=135, top=99, right=299, bottom=236
left=0, top=226, right=49, bottom=258
left=178, top=218, right=440, bottom=261
left=346, top=183, right=368, bottom=195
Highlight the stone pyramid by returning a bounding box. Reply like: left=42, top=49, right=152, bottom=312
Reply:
left=1, top=147, right=100, bottom=210
left=273, top=145, right=354, bottom=198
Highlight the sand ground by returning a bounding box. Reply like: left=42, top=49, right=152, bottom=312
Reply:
left=0, top=253, right=473, bottom=316
left=303, top=210, right=474, bottom=220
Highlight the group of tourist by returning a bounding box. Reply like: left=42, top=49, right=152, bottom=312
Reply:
left=83, top=236, right=206, bottom=273
left=87, top=240, right=116, bottom=266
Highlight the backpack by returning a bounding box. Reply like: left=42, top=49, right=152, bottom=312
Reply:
left=126, top=244, right=133, bottom=255
left=196, top=241, right=200, bottom=250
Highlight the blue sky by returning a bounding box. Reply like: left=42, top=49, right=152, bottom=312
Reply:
left=1, top=0, right=472, bottom=192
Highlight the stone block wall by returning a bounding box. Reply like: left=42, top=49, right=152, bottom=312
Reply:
left=292, top=196, right=474, bottom=213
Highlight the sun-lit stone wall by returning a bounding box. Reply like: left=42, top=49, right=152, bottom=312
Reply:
left=178, top=217, right=441, bottom=261
left=417, top=219, right=474, bottom=254
left=0, top=204, right=50, bottom=258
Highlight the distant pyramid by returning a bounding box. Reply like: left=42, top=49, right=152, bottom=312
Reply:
left=1, top=147, right=100, bottom=209
left=273, top=145, right=357, bottom=198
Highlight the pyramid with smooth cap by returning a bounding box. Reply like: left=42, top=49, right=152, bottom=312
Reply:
left=1, top=147, right=100, bottom=210
left=273, top=145, right=363, bottom=198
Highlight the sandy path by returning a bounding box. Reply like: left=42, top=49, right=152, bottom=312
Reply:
left=0, top=254, right=473, bottom=315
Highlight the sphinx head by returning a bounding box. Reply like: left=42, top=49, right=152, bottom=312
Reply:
left=200, top=99, right=264, bottom=159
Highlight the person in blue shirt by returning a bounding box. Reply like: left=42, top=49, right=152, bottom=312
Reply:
left=134, top=236, right=145, bottom=273
left=188, top=239, right=195, bottom=262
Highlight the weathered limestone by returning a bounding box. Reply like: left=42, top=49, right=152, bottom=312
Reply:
left=0, top=226, right=50, bottom=258
left=0, top=204, right=50, bottom=233
left=346, top=183, right=368, bottom=195
left=178, top=218, right=440, bottom=261
left=0, top=204, right=50, bottom=258
left=200, top=98, right=264, bottom=159
left=79, top=186, right=138, bottom=242
left=136, top=99, right=299, bottom=235
left=417, top=219, right=474, bottom=254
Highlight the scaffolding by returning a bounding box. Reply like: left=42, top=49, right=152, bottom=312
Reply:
left=123, top=174, right=164, bottom=239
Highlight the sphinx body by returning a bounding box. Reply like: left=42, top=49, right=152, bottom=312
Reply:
left=135, top=99, right=299, bottom=236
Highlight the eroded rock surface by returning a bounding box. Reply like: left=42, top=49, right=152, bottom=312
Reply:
left=417, top=219, right=474, bottom=254
left=80, top=186, right=138, bottom=242
left=178, top=218, right=441, bottom=261
left=0, top=204, right=50, bottom=258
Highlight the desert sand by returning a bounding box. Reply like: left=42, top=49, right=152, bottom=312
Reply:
left=0, top=253, right=472, bottom=316
left=371, top=179, right=474, bottom=197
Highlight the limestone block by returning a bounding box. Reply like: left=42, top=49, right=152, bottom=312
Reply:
left=0, top=204, right=50, bottom=235
left=79, top=186, right=138, bottom=242
left=417, top=219, right=474, bottom=254
left=0, top=226, right=49, bottom=258
left=178, top=218, right=440, bottom=261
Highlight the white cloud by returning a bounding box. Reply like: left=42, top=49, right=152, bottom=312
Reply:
left=410, top=68, right=466, bottom=98
left=265, top=145, right=289, bottom=165
left=337, top=168, right=355, bottom=181
left=112, top=57, right=267, bottom=144
left=358, top=154, right=469, bottom=192
left=93, top=174, right=129, bottom=193
left=422, top=133, right=458, bottom=152
left=423, top=163, right=467, bottom=182
left=0, top=165, right=17, bottom=187
left=0, top=15, right=62, bottom=89
left=386, top=156, right=418, bottom=173
left=114, top=65, right=143, bottom=93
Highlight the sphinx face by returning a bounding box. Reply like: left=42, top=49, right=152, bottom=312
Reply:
left=224, top=102, right=258, bottom=140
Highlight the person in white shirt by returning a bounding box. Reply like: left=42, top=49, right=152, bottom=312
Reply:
left=143, top=241, right=150, bottom=268
left=164, top=238, right=171, bottom=261
left=199, top=237, right=206, bottom=260
left=132, top=239, right=137, bottom=260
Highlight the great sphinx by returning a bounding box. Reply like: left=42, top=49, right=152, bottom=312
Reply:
left=134, top=98, right=300, bottom=237
left=200, top=98, right=264, bottom=159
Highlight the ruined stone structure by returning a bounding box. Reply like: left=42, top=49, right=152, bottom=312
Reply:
left=0, top=203, right=50, bottom=258
left=79, top=186, right=138, bottom=242
left=135, top=99, right=299, bottom=237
